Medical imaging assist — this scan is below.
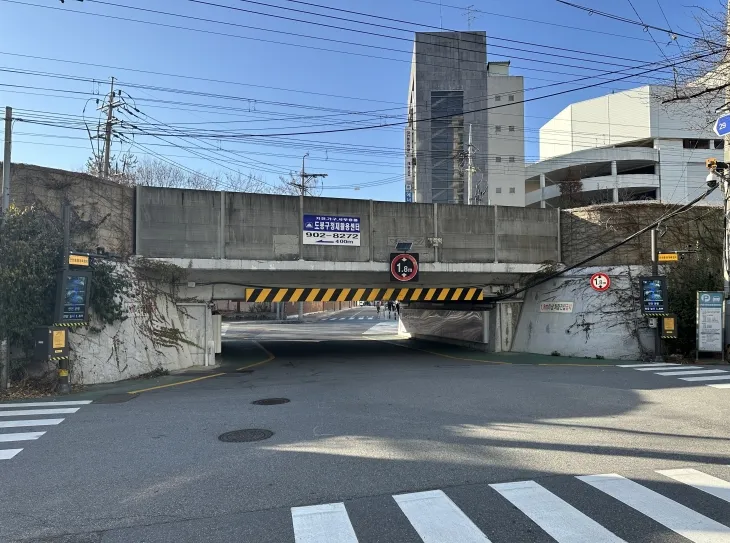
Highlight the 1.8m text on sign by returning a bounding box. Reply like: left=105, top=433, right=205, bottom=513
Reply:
left=303, top=214, right=361, bottom=246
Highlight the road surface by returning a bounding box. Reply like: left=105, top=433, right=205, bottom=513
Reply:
left=2, top=305, right=730, bottom=542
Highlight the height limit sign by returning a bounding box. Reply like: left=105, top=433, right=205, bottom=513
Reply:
left=390, top=253, right=419, bottom=282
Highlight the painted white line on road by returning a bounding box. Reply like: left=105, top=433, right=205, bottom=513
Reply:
left=358, top=317, right=364, bottom=320
left=657, top=469, right=730, bottom=503
left=0, top=408, right=80, bottom=417
left=367, top=317, right=373, bottom=320
left=680, top=375, right=730, bottom=382
left=578, top=473, right=730, bottom=543
left=394, top=490, right=492, bottom=543
left=291, top=502, right=358, bottom=543
left=618, top=363, right=680, bottom=368
left=708, top=383, right=730, bottom=389
left=0, top=449, right=23, bottom=460
left=339, top=318, right=346, bottom=321
left=655, top=369, right=727, bottom=376
left=0, top=419, right=64, bottom=428
left=0, top=401, right=91, bottom=408
left=221, top=323, right=230, bottom=336
left=0, top=432, right=45, bottom=442
left=632, top=365, right=697, bottom=371
left=348, top=317, right=355, bottom=320
left=490, top=480, right=625, bottom=543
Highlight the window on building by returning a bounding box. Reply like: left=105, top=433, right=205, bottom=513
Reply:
left=495, top=187, right=502, bottom=193
left=495, top=95, right=502, bottom=102
left=508, top=126, right=515, bottom=132
left=715, top=139, right=725, bottom=149
left=509, top=187, right=516, bottom=194
left=429, top=90, right=465, bottom=204
left=509, top=156, right=515, bottom=163
left=508, top=94, right=515, bottom=101
left=495, top=125, right=502, bottom=132
left=683, top=139, right=710, bottom=149
left=495, top=156, right=502, bottom=163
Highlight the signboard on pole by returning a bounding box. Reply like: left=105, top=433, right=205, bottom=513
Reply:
left=390, top=253, right=419, bottom=282
left=697, top=291, right=723, bottom=353
left=303, top=214, right=361, bottom=246
left=639, top=276, right=668, bottom=315
left=714, top=114, right=730, bottom=137
left=658, top=253, right=679, bottom=262
left=661, top=315, right=678, bottom=339
left=54, top=269, right=92, bottom=325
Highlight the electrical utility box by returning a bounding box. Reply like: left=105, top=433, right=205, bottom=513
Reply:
left=33, top=327, right=70, bottom=362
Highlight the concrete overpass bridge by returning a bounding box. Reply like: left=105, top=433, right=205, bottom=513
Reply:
left=135, top=187, right=561, bottom=306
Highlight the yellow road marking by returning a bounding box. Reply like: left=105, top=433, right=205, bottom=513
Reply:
left=127, top=373, right=227, bottom=394
left=236, top=341, right=275, bottom=371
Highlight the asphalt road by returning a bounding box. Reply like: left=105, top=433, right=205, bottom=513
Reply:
left=3, top=305, right=730, bottom=542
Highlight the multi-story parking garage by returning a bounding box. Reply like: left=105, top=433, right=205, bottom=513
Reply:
left=525, top=85, right=723, bottom=208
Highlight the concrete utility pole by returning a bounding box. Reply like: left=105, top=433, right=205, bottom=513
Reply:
left=720, top=0, right=730, bottom=356
left=650, top=228, right=663, bottom=362
left=1, top=106, right=10, bottom=390
left=101, top=77, right=117, bottom=179
left=467, top=124, right=473, bottom=204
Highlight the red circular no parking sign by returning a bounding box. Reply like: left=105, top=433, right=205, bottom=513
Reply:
left=390, top=253, right=419, bottom=282
left=590, top=272, right=611, bottom=292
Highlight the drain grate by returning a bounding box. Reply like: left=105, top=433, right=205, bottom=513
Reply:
left=252, top=398, right=290, bottom=406
left=218, top=429, right=273, bottom=442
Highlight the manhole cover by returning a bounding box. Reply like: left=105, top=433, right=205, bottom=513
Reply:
left=252, top=398, right=290, bottom=405
left=94, top=393, right=138, bottom=404
left=218, top=429, right=273, bottom=442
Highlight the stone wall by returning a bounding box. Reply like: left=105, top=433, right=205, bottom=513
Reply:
left=4, top=162, right=134, bottom=256
left=561, top=202, right=722, bottom=267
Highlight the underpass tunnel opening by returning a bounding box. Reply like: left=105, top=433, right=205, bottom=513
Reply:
left=217, top=286, right=508, bottom=363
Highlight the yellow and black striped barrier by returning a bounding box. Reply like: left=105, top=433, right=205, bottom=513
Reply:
left=244, top=287, right=485, bottom=303
left=53, top=322, right=87, bottom=327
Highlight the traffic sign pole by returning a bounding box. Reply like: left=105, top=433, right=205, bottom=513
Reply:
left=651, top=229, right=663, bottom=362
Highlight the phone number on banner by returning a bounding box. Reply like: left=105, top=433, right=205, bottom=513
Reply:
left=303, top=231, right=360, bottom=245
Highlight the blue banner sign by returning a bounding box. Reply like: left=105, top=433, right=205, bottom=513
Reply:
left=303, top=214, right=361, bottom=246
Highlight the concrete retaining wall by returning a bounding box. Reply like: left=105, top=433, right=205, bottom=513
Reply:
left=512, top=265, right=652, bottom=359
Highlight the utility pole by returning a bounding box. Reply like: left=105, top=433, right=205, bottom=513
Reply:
left=650, top=228, right=663, bottom=362
left=467, top=124, right=473, bottom=204
left=1, top=106, right=11, bottom=390
left=100, top=77, right=119, bottom=179
left=723, top=0, right=730, bottom=357
left=290, top=152, right=328, bottom=197
left=291, top=153, right=327, bottom=320
left=57, top=202, right=72, bottom=394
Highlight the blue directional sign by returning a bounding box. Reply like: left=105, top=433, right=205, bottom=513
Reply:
left=714, top=114, right=730, bottom=136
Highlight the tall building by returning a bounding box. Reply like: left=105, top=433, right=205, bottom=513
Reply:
left=405, top=31, right=525, bottom=206
left=525, top=85, right=723, bottom=208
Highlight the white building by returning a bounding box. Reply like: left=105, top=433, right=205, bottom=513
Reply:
left=406, top=31, right=525, bottom=206
left=525, top=85, right=723, bottom=208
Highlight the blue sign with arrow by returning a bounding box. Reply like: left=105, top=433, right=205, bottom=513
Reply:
left=714, top=114, right=730, bottom=136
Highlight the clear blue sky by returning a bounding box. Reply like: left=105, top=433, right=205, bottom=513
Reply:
left=0, top=0, right=719, bottom=201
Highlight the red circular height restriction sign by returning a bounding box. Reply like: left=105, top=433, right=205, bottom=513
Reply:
left=590, top=272, right=611, bottom=292
left=391, top=253, right=419, bottom=282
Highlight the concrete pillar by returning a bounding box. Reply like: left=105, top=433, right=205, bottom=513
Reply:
left=218, top=190, right=226, bottom=259
left=539, top=173, right=546, bottom=209
left=612, top=187, right=619, bottom=203
left=611, top=160, right=617, bottom=176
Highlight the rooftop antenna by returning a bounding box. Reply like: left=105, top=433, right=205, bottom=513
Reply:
left=466, top=5, right=477, bottom=30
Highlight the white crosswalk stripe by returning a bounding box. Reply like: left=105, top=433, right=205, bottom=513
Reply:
left=0, top=432, right=45, bottom=442
left=291, top=503, right=358, bottom=543
left=0, top=400, right=91, bottom=460
left=394, top=490, right=491, bottom=542
left=657, top=468, right=730, bottom=503
left=578, top=473, right=730, bottom=543
left=490, top=480, right=625, bottom=542
left=291, top=468, right=730, bottom=542
left=617, top=363, right=730, bottom=390
left=655, top=369, right=727, bottom=376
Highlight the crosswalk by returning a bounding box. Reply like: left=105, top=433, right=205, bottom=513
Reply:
left=291, top=466, right=730, bottom=542
left=323, top=316, right=376, bottom=321
left=617, top=362, right=730, bottom=388
left=0, top=400, right=92, bottom=460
